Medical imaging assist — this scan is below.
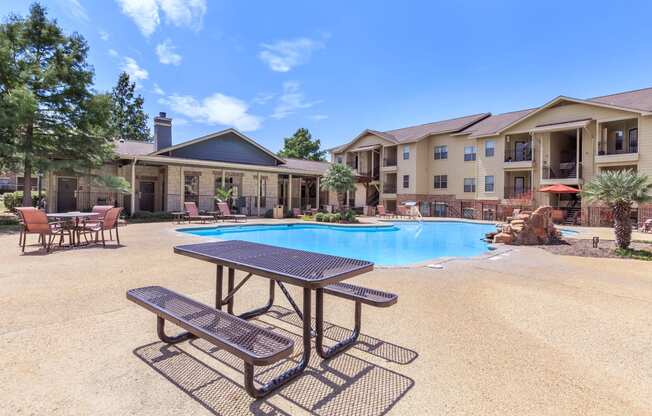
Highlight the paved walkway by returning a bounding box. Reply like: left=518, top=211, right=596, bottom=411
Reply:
left=2, top=220, right=652, bottom=415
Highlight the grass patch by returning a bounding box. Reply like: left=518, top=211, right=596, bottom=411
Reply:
left=615, top=247, right=652, bottom=261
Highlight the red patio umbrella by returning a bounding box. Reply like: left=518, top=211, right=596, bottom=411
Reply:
left=538, top=184, right=580, bottom=193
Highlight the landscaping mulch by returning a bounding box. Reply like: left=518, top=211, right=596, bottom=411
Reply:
left=540, top=238, right=652, bottom=259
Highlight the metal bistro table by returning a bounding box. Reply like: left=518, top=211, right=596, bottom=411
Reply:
left=47, top=211, right=100, bottom=246
left=173, top=240, right=374, bottom=397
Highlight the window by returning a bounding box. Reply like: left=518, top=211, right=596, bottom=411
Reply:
left=485, top=175, right=495, bottom=192
left=463, top=178, right=476, bottom=193
left=629, top=128, right=638, bottom=153
left=16, top=177, right=38, bottom=192
left=403, top=144, right=410, bottom=160
left=485, top=141, right=495, bottom=157
left=336, top=156, right=343, bottom=164
left=184, top=174, right=199, bottom=204
left=433, top=175, right=448, bottom=189
left=402, top=175, right=410, bottom=188
left=464, top=146, right=476, bottom=161
left=434, top=145, right=448, bottom=160
left=614, top=130, right=624, bottom=151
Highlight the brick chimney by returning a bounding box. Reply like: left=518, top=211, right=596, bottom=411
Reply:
left=154, top=112, right=172, bottom=151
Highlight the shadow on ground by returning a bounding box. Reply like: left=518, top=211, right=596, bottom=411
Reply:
left=133, top=310, right=416, bottom=416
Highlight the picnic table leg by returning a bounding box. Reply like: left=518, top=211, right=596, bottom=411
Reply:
left=215, top=265, right=223, bottom=310
left=244, top=287, right=311, bottom=398
left=238, top=279, right=275, bottom=320
left=315, top=288, right=361, bottom=359
left=227, top=268, right=235, bottom=314
left=156, top=316, right=196, bottom=344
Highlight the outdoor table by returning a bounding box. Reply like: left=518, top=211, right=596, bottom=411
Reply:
left=173, top=240, right=374, bottom=395
left=47, top=212, right=100, bottom=246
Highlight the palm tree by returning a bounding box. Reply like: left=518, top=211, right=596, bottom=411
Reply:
left=320, top=163, right=356, bottom=210
left=214, top=186, right=233, bottom=203
left=581, top=170, right=651, bottom=249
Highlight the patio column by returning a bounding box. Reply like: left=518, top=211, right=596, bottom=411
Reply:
left=288, top=174, right=293, bottom=210
left=576, top=128, right=580, bottom=179
left=179, top=167, right=184, bottom=209
left=256, top=172, right=261, bottom=215
left=130, top=159, right=137, bottom=215
left=316, top=176, right=320, bottom=208
left=221, top=170, right=225, bottom=188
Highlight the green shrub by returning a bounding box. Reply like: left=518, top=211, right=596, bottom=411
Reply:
left=343, top=210, right=357, bottom=223
left=315, top=212, right=324, bottom=222
left=283, top=209, right=294, bottom=218
left=2, top=191, right=45, bottom=211
left=332, top=213, right=342, bottom=223
left=264, top=209, right=273, bottom=218
left=0, top=214, right=19, bottom=225
left=129, top=211, right=175, bottom=223
left=301, top=214, right=313, bottom=221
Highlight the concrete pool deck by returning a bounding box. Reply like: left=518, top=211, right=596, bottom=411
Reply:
left=2, top=219, right=652, bottom=415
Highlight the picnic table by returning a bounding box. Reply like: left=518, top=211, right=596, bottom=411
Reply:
left=127, top=240, right=397, bottom=398
left=173, top=240, right=379, bottom=395
left=47, top=211, right=100, bottom=246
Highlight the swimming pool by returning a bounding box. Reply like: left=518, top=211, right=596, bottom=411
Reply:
left=179, top=221, right=497, bottom=266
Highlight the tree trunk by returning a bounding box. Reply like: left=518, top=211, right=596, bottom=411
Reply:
left=22, top=123, right=33, bottom=207
left=613, top=201, right=632, bottom=249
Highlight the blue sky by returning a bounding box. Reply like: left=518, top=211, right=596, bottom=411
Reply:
left=3, top=1, right=652, bottom=152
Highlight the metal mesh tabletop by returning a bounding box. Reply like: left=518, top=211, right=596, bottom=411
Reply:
left=174, top=240, right=374, bottom=288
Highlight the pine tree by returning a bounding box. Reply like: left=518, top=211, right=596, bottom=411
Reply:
left=277, top=128, right=326, bottom=161
left=110, top=72, right=151, bottom=142
left=0, top=3, right=114, bottom=206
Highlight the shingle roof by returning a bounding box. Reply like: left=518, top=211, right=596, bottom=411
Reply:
left=384, top=113, right=490, bottom=143
left=588, top=86, right=652, bottom=112
left=460, top=108, right=536, bottom=138
left=281, top=158, right=331, bottom=174
left=114, top=140, right=155, bottom=156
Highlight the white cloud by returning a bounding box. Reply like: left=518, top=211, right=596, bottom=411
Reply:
left=252, top=92, right=275, bottom=105
left=258, top=37, right=324, bottom=72
left=160, top=93, right=262, bottom=131
left=156, top=39, right=182, bottom=65
left=271, top=81, right=321, bottom=119
left=59, top=0, right=89, bottom=21
left=115, top=0, right=207, bottom=37
left=152, top=83, right=165, bottom=95
left=121, top=57, right=149, bottom=82
left=108, top=49, right=119, bottom=57
left=99, top=30, right=110, bottom=41
left=309, top=114, right=328, bottom=121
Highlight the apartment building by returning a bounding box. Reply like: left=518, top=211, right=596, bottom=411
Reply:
left=331, top=87, right=652, bottom=225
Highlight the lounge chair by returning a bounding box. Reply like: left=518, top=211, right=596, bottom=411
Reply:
left=292, top=208, right=303, bottom=218
left=184, top=202, right=214, bottom=223
left=216, top=202, right=247, bottom=223
left=79, top=207, right=123, bottom=247
left=397, top=205, right=412, bottom=219
left=376, top=205, right=394, bottom=218
left=16, top=207, right=69, bottom=253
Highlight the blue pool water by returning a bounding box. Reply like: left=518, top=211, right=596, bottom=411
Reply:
left=180, top=221, right=497, bottom=266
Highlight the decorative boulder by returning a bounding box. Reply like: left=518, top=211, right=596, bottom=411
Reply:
left=493, top=205, right=561, bottom=245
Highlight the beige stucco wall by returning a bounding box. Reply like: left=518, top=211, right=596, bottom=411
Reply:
left=476, top=137, right=503, bottom=200
left=639, top=115, right=652, bottom=178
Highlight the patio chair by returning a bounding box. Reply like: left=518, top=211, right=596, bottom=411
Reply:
left=641, top=219, right=652, bottom=233
left=292, top=208, right=303, bottom=218
left=79, top=207, right=123, bottom=247
left=376, top=205, right=394, bottom=219
left=16, top=207, right=69, bottom=253
left=184, top=202, right=214, bottom=223
left=217, top=202, right=247, bottom=223
left=397, top=205, right=411, bottom=219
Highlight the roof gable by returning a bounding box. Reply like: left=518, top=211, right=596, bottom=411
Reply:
left=384, top=113, right=490, bottom=143
left=153, top=129, right=286, bottom=166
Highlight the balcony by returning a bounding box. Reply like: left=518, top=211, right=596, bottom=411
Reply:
left=503, top=146, right=533, bottom=169
left=382, top=158, right=397, bottom=167
left=541, top=162, right=582, bottom=185
left=595, top=150, right=639, bottom=165
left=383, top=183, right=397, bottom=194
left=503, top=187, right=533, bottom=201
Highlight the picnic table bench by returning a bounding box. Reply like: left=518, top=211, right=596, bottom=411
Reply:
left=128, top=240, right=397, bottom=398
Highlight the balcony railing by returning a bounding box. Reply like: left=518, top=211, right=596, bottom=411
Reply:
left=597, top=148, right=638, bottom=156
left=504, top=146, right=532, bottom=162
left=542, top=162, right=581, bottom=179
left=383, top=183, right=397, bottom=193
left=504, top=187, right=533, bottom=200
left=383, top=158, right=397, bottom=167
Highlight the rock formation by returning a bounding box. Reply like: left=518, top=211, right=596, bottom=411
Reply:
left=491, top=206, right=561, bottom=245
